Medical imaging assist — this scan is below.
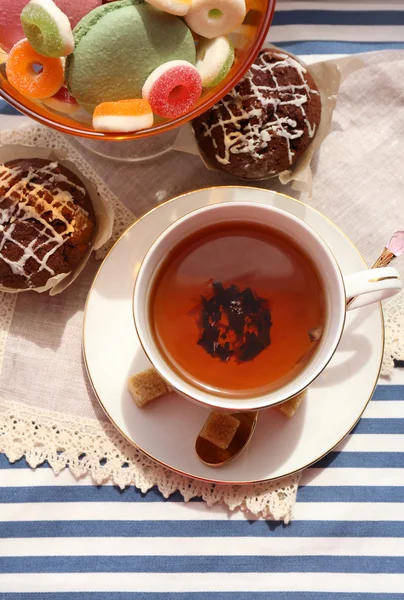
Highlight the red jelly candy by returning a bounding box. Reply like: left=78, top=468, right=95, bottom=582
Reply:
left=42, top=86, right=80, bottom=115
left=142, top=60, right=202, bottom=119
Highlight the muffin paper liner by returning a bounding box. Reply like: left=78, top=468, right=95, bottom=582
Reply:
left=174, top=46, right=365, bottom=194
left=0, top=144, right=114, bottom=295
left=279, top=51, right=365, bottom=192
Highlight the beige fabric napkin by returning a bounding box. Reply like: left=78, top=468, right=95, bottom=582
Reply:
left=1, top=49, right=404, bottom=520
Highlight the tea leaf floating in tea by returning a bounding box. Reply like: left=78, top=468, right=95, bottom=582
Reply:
left=308, top=326, right=323, bottom=343
left=197, top=282, right=272, bottom=362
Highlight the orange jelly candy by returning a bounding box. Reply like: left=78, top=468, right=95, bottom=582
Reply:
left=93, top=99, right=154, bottom=132
left=6, top=39, right=64, bottom=99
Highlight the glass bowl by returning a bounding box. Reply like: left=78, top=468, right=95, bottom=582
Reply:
left=0, top=0, right=276, bottom=141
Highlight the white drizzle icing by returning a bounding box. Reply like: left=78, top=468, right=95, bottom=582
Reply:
left=0, top=161, right=89, bottom=287
left=201, top=51, right=320, bottom=169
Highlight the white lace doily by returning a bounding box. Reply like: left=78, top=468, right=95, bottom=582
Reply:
left=0, top=397, right=299, bottom=521
left=381, top=290, right=404, bottom=377
left=0, top=124, right=300, bottom=521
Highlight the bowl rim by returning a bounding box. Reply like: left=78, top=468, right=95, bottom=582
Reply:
left=0, top=0, right=276, bottom=140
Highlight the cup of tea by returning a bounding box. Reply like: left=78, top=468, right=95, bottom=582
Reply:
left=133, top=202, right=402, bottom=411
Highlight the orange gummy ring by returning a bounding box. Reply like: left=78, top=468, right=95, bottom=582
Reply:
left=6, top=39, right=64, bottom=99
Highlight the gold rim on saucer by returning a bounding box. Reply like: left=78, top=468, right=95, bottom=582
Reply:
left=82, top=186, right=384, bottom=485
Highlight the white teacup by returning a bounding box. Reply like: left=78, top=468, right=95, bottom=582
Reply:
left=133, top=202, right=402, bottom=411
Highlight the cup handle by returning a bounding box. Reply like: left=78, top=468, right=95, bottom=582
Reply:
left=344, top=267, right=402, bottom=311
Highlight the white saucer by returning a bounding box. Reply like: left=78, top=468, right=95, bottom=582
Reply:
left=83, top=187, right=383, bottom=484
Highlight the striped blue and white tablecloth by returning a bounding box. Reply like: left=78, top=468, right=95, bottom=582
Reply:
left=1, top=2, right=404, bottom=598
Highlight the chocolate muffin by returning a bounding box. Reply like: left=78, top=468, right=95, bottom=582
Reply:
left=0, top=158, right=96, bottom=290
left=192, top=49, right=322, bottom=179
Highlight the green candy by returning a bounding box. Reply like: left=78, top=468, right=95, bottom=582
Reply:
left=208, top=43, right=234, bottom=88
left=196, top=36, right=234, bottom=88
left=65, top=0, right=196, bottom=113
left=21, top=0, right=74, bottom=58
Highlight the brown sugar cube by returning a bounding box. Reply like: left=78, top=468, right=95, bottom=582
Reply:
left=128, top=369, right=171, bottom=408
left=199, top=412, right=240, bottom=450
left=276, top=391, right=307, bottom=419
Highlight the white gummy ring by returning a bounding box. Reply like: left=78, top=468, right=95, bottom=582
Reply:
left=196, top=36, right=234, bottom=87
left=185, top=0, right=246, bottom=39
left=145, top=0, right=192, bottom=17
